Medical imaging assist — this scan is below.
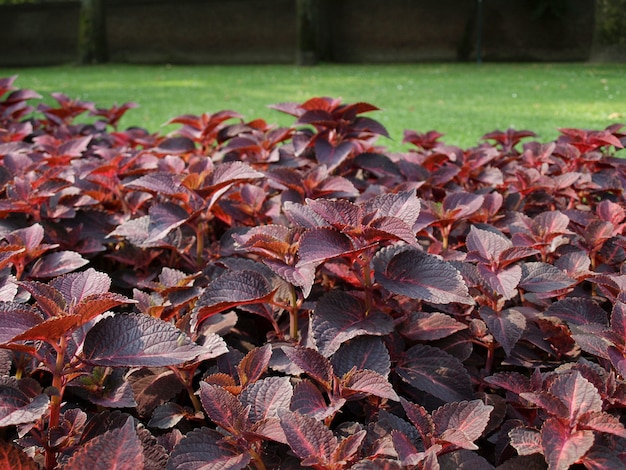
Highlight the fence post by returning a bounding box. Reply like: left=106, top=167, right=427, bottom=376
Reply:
left=78, top=0, right=107, bottom=64
left=296, top=0, right=322, bottom=65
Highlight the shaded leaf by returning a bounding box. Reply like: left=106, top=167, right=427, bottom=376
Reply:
left=237, top=344, right=272, bottom=388
left=331, top=336, right=391, bottom=378
left=283, top=347, right=334, bottom=390
left=28, top=251, right=88, bottom=278
left=399, top=311, right=467, bottom=341
left=166, top=427, right=251, bottom=470
left=396, top=344, right=473, bottom=402
left=0, top=440, right=39, bottom=470
left=0, top=387, right=49, bottom=427
left=0, top=302, right=43, bottom=343
left=312, top=290, right=394, bottom=357
left=549, top=371, right=602, bottom=423
left=480, top=307, right=526, bottom=356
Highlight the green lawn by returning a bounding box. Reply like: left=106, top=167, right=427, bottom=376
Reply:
left=2, top=63, right=625, bottom=150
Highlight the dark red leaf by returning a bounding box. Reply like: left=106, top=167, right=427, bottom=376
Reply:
left=50, top=268, right=112, bottom=305
left=83, top=314, right=216, bottom=367
left=342, top=369, right=399, bottom=401
left=544, top=298, right=608, bottom=326
left=167, top=427, right=251, bottom=470
left=314, top=139, right=354, bottom=172
left=331, top=336, right=391, bottom=378
left=0, top=384, right=49, bottom=427
left=283, top=347, right=334, bottom=390
left=400, top=311, right=467, bottom=341
left=199, top=382, right=249, bottom=435
left=65, top=417, right=143, bottom=470
left=296, top=227, right=354, bottom=267
left=541, top=417, right=594, bottom=470
left=0, top=302, right=43, bottom=343
left=193, top=269, right=275, bottom=328
left=280, top=411, right=337, bottom=465
left=519, top=262, right=576, bottom=294
left=373, top=244, right=473, bottom=305
left=396, top=344, right=473, bottom=402
left=432, top=400, right=494, bottom=449
left=237, top=344, right=272, bottom=388
left=290, top=379, right=339, bottom=421
left=312, top=290, right=394, bottom=357
left=0, top=440, right=40, bottom=470
left=239, top=376, right=293, bottom=422
left=28, top=251, right=88, bottom=279
left=479, top=306, right=526, bottom=356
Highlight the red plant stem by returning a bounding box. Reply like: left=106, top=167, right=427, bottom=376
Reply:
left=289, top=284, right=299, bottom=341
left=249, top=447, right=267, bottom=470
left=361, top=253, right=373, bottom=315
left=45, top=338, right=67, bottom=470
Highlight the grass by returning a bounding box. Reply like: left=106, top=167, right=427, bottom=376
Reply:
left=1, top=63, right=625, bottom=150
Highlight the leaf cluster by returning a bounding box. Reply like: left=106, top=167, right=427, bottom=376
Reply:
left=0, top=75, right=626, bottom=469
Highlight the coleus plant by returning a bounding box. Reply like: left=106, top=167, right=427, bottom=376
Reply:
left=0, top=76, right=625, bottom=469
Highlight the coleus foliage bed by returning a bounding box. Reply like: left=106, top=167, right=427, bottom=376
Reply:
left=0, top=75, right=625, bottom=470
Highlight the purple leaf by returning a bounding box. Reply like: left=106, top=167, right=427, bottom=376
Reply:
left=519, top=263, right=576, bottom=294
left=544, top=298, right=608, bottom=326
left=239, top=376, right=293, bottom=422
left=477, top=264, right=521, bottom=300
left=466, top=226, right=512, bottom=263
left=144, top=202, right=190, bottom=245
left=342, top=369, right=399, bottom=401
left=400, top=397, right=435, bottom=445
left=0, top=302, right=43, bottom=343
left=65, top=417, right=143, bottom=470
left=296, top=227, right=354, bottom=266
left=148, top=403, right=188, bottom=429
left=508, top=426, right=543, bottom=456
left=0, top=440, right=40, bottom=470
left=312, top=290, right=394, bottom=357
left=608, top=346, right=626, bottom=378
left=362, top=189, right=421, bottom=226
left=314, top=139, right=354, bottom=172
left=442, top=191, right=484, bottom=219
left=83, top=314, right=212, bottom=367
left=283, top=347, right=334, bottom=390
left=193, top=269, right=275, bottom=328
left=237, top=344, right=272, bottom=388
left=331, top=336, right=391, bottom=378
left=541, top=417, right=594, bottom=470
left=307, top=198, right=363, bottom=228
left=400, top=311, right=467, bottom=341
left=199, top=382, right=249, bottom=435
left=0, top=386, right=49, bottom=427
left=549, top=371, right=602, bottom=423
left=432, top=400, right=493, bottom=449
left=124, top=172, right=186, bottom=196
left=282, top=201, right=328, bottom=229
left=578, top=411, right=626, bottom=438
left=280, top=411, right=337, bottom=465
left=167, top=427, right=251, bottom=470
left=28, top=251, right=88, bottom=279
left=396, top=344, right=473, bottom=402
left=50, top=268, right=112, bottom=305
left=391, top=430, right=424, bottom=466
left=334, top=429, right=367, bottom=464
left=479, top=307, right=526, bottom=356
left=290, top=379, right=339, bottom=421
left=373, top=244, right=473, bottom=305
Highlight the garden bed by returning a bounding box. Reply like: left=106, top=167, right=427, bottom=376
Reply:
left=0, top=75, right=625, bottom=469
